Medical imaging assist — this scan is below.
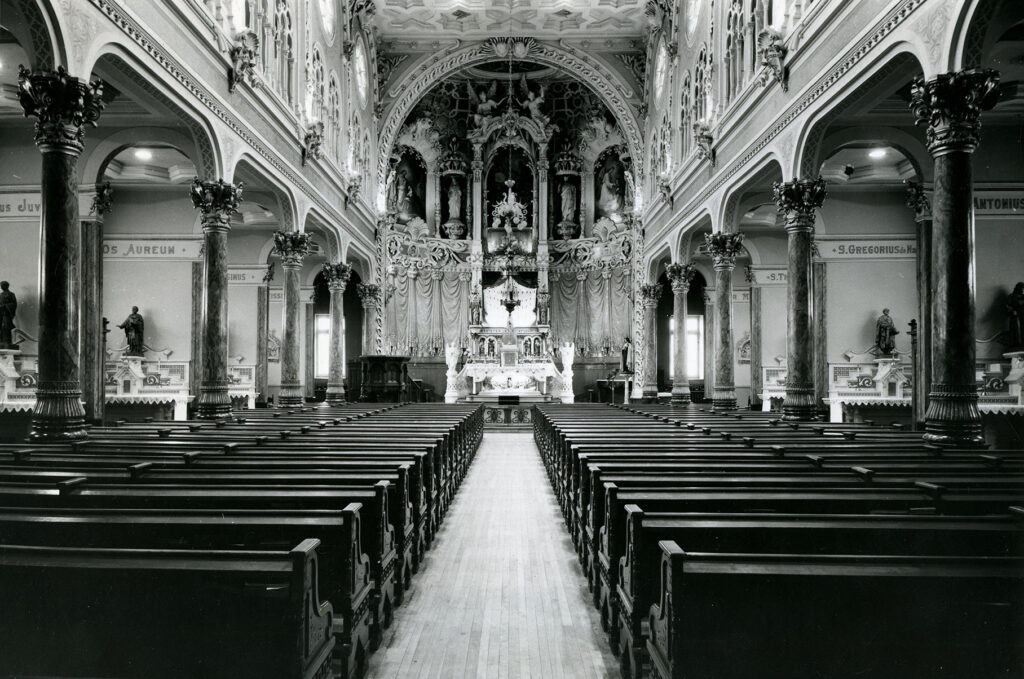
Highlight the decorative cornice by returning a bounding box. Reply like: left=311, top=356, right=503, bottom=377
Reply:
left=18, top=66, right=106, bottom=153
left=190, top=178, right=242, bottom=232
left=773, top=177, right=827, bottom=232
left=910, top=69, right=1000, bottom=156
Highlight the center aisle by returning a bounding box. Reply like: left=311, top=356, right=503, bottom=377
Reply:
left=366, top=431, right=618, bottom=679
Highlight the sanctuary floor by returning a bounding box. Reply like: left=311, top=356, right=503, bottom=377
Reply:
left=366, top=431, right=618, bottom=678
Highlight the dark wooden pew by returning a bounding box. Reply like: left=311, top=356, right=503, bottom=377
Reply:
left=0, top=539, right=336, bottom=679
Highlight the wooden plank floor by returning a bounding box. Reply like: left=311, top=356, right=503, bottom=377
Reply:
left=366, top=431, right=619, bottom=679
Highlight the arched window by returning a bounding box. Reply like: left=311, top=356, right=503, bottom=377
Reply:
left=273, top=2, right=294, bottom=104
left=725, top=2, right=746, bottom=102
left=749, top=0, right=763, bottom=75
left=308, top=45, right=324, bottom=121
left=679, top=72, right=692, bottom=159
left=327, top=74, right=340, bottom=160
left=693, top=45, right=712, bottom=124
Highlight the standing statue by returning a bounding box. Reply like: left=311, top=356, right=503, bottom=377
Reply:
left=559, top=180, right=577, bottom=224
left=447, top=178, right=463, bottom=221
left=621, top=337, right=632, bottom=373
left=518, top=75, right=548, bottom=123
left=1006, top=282, right=1024, bottom=351
left=467, top=81, right=505, bottom=128
left=598, top=168, right=624, bottom=216
left=0, top=281, right=17, bottom=349
left=118, top=306, right=145, bottom=357
left=874, top=308, right=899, bottom=356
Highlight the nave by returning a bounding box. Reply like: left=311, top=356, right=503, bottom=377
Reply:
left=368, top=431, right=618, bottom=679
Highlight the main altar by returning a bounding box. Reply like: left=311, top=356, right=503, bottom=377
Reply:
left=378, top=67, right=640, bottom=416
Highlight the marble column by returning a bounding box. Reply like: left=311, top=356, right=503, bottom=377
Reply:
left=358, top=283, right=381, bottom=356
left=749, top=283, right=763, bottom=408
left=323, top=262, right=352, bottom=405
left=705, top=232, right=745, bottom=410
left=190, top=178, right=242, bottom=419
left=906, top=180, right=933, bottom=428
left=773, top=178, right=827, bottom=421
left=667, top=263, right=697, bottom=405
left=256, top=280, right=269, bottom=406
left=471, top=145, right=484, bottom=242
left=275, top=231, right=313, bottom=407
left=703, top=290, right=716, bottom=401
left=20, top=67, right=106, bottom=440
left=81, top=182, right=113, bottom=425
left=812, top=260, right=828, bottom=414
left=910, top=69, right=999, bottom=447
left=638, top=284, right=662, bottom=401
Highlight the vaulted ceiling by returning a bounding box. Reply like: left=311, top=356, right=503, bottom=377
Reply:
left=373, top=0, right=649, bottom=40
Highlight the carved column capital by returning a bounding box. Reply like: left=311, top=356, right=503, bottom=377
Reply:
left=191, top=178, right=242, bottom=233
left=357, top=282, right=381, bottom=307
left=905, top=179, right=932, bottom=222
left=322, top=261, right=352, bottom=293
left=89, top=181, right=114, bottom=218
left=18, top=66, right=106, bottom=154
left=704, top=231, right=745, bottom=270
left=274, top=230, right=314, bottom=268
left=638, top=283, right=663, bottom=308
left=666, top=261, right=696, bottom=295
left=910, top=69, right=1000, bottom=156
left=773, top=177, right=826, bottom=232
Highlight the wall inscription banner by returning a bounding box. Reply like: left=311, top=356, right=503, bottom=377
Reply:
left=0, top=193, right=41, bottom=218
left=818, top=238, right=916, bottom=261
left=749, top=268, right=788, bottom=286
left=974, top=191, right=1024, bottom=216
left=228, top=266, right=269, bottom=286
left=103, top=238, right=202, bottom=261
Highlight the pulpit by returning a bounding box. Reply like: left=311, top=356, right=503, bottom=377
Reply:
left=359, top=355, right=411, bottom=403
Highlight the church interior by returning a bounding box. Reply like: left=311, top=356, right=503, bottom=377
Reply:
left=0, top=0, right=1022, bottom=677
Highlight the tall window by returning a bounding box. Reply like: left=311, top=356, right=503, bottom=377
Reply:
left=314, top=314, right=330, bottom=378
left=679, top=72, right=692, bottom=159
left=669, top=314, right=705, bottom=379
left=694, top=45, right=712, bottom=123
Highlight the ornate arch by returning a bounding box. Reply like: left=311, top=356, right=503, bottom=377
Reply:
left=377, top=39, right=643, bottom=204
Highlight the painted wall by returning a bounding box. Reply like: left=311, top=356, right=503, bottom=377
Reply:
left=976, top=219, right=1024, bottom=360
left=825, top=260, right=916, bottom=359
left=103, top=260, right=193, bottom=360
left=0, top=220, right=41, bottom=356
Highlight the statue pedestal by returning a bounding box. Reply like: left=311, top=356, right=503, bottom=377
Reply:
left=1004, top=352, right=1024, bottom=403
left=0, top=350, right=20, bottom=402
left=112, top=356, right=146, bottom=396
left=871, top=357, right=907, bottom=398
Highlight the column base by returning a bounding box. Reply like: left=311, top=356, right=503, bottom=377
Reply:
left=194, top=383, right=233, bottom=420
left=325, top=384, right=346, bottom=406
left=670, top=384, right=691, bottom=406
left=712, top=387, right=737, bottom=411
left=782, top=385, right=817, bottom=421
left=923, top=384, right=985, bottom=448
left=29, top=382, right=88, bottom=441
left=641, top=384, right=659, bottom=402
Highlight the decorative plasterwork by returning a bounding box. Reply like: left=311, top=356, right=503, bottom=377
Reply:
left=84, top=0, right=370, bottom=242
left=649, top=0, right=929, bottom=243
left=377, top=40, right=644, bottom=205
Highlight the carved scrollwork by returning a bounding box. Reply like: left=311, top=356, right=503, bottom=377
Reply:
left=757, top=28, right=788, bottom=92
left=228, top=30, right=260, bottom=93
left=302, top=121, right=325, bottom=166
left=90, top=181, right=114, bottom=217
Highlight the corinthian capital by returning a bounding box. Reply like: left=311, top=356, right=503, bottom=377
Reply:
left=190, top=178, right=242, bottom=232
left=666, top=261, right=696, bottom=295
left=638, top=283, right=663, bottom=308
left=910, top=69, right=1000, bottom=155
left=773, top=177, right=826, bottom=232
left=704, top=232, right=745, bottom=269
left=357, top=282, right=381, bottom=307
left=18, top=66, right=106, bottom=153
left=322, top=261, right=353, bottom=292
left=274, top=230, right=314, bottom=267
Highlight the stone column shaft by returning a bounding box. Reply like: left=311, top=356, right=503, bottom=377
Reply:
left=278, top=260, right=304, bottom=406
left=774, top=178, right=827, bottom=421
left=20, top=67, right=106, bottom=440
left=667, top=263, right=696, bottom=405
left=704, top=233, right=745, bottom=410
left=907, top=181, right=933, bottom=427
left=323, top=262, right=352, bottom=405
left=358, top=283, right=381, bottom=357
left=80, top=184, right=111, bottom=425
left=638, top=284, right=662, bottom=400
left=191, top=178, right=242, bottom=419
left=911, top=69, right=999, bottom=447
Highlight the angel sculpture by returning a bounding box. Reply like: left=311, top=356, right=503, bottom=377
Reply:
left=468, top=80, right=505, bottom=128
left=517, top=74, right=548, bottom=124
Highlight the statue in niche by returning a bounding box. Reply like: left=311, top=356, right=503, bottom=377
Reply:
left=517, top=75, right=548, bottom=124
left=1006, top=282, right=1024, bottom=351
left=0, top=281, right=17, bottom=349
left=621, top=337, right=632, bottom=373
left=118, top=306, right=145, bottom=357
left=874, top=309, right=899, bottom=357
left=559, top=180, right=577, bottom=224
left=597, top=164, right=625, bottom=219
left=447, top=178, right=463, bottom=221
left=394, top=172, right=411, bottom=215
left=467, top=80, right=505, bottom=128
